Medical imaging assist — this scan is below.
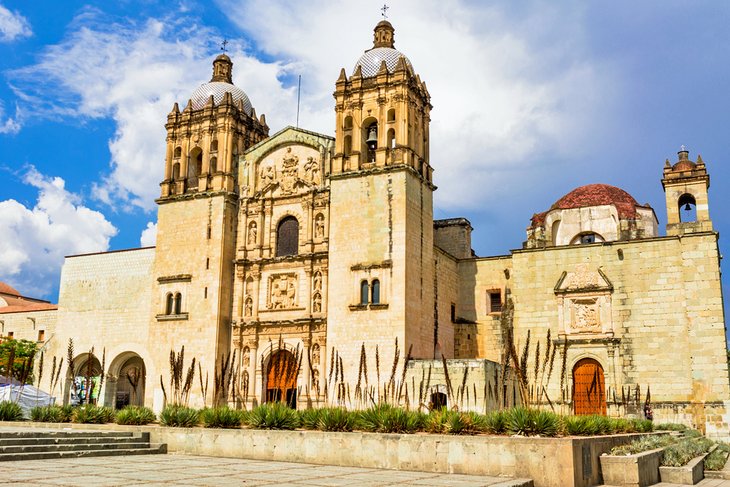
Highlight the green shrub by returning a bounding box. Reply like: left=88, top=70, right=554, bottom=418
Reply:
left=358, top=404, right=423, bottom=434
left=299, top=408, right=322, bottom=430
left=317, top=407, right=357, bottom=432
left=159, top=405, right=200, bottom=427
left=661, top=437, right=714, bottom=467
left=115, top=406, right=156, bottom=425
left=654, top=422, right=688, bottom=432
left=30, top=405, right=74, bottom=423
left=705, top=443, right=730, bottom=471
left=503, top=407, right=559, bottom=437
left=0, top=401, right=24, bottom=421
left=246, top=403, right=299, bottom=430
left=610, top=434, right=676, bottom=456
left=424, top=409, right=486, bottom=435
left=73, top=405, right=116, bottom=424
left=483, top=410, right=506, bottom=434
left=201, top=407, right=246, bottom=429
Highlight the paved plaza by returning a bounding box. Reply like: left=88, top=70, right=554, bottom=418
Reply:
left=0, top=454, right=531, bottom=486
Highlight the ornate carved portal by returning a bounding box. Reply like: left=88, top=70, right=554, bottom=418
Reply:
left=555, top=265, right=614, bottom=337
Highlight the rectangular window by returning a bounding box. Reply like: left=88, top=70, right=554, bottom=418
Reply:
left=488, top=290, right=502, bottom=314
left=7, top=331, right=13, bottom=338
left=38, top=330, right=45, bottom=342
left=450, top=303, right=456, bottom=322
left=204, top=287, right=208, bottom=299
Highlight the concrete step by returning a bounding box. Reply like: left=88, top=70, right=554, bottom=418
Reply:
left=0, top=442, right=151, bottom=454
left=0, top=433, right=149, bottom=446
left=0, top=444, right=167, bottom=462
left=0, top=430, right=135, bottom=439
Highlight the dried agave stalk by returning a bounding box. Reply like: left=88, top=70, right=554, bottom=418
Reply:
left=440, top=353, right=454, bottom=405
left=397, top=343, right=412, bottom=402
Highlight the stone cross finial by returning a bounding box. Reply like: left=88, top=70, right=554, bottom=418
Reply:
left=221, top=39, right=228, bottom=52
left=381, top=4, right=389, bottom=19
left=680, top=144, right=686, bottom=151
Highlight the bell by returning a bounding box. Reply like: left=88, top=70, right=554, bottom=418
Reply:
left=684, top=203, right=692, bottom=211
left=366, top=126, right=378, bottom=145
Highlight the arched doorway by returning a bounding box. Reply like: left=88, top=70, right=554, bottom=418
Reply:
left=573, top=358, right=607, bottom=415
left=70, top=354, right=102, bottom=406
left=266, top=350, right=298, bottom=408
left=108, top=353, right=146, bottom=409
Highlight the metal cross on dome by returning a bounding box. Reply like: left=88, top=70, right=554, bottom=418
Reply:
left=381, top=4, right=389, bottom=19
left=220, top=39, right=229, bottom=52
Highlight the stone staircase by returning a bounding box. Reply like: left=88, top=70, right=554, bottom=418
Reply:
left=0, top=430, right=166, bottom=461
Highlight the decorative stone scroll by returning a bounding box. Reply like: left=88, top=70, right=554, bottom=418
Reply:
left=268, top=273, right=298, bottom=309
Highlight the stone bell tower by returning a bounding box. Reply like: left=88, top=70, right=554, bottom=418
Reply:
left=661, top=147, right=713, bottom=236
left=327, top=20, right=437, bottom=384
left=148, top=54, right=269, bottom=408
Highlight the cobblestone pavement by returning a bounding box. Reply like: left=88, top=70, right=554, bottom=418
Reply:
left=652, top=481, right=730, bottom=487
left=0, top=454, right=529, bottom=486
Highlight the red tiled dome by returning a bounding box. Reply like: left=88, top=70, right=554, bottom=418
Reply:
left=672, top=160, right=696, bottom=172
left=530, top=184, right=644, bottom=227
left=0, top=282, right=20, bottom=297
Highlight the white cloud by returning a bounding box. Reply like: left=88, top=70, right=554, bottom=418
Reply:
left=140, top=221, right=157, bottom=247
left=0, top=101, right=20, bottom=134
left=216, top=0, right=623, bottom=211
left=0, top=167, right=117, bottom=297
left=12, top=11, right=298, bottom=212
left=0, top=4, right=31, bottom=42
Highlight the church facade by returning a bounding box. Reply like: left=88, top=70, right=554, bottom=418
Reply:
left=2, top=20, right=728, bottom=436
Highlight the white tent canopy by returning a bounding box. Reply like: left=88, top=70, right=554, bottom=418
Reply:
left=0, top=379, right=56, bottom=418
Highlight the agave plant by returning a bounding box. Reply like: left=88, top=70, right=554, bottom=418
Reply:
left=246, top=403, right=299, bottom=430
left=115, top=406, right=157, bottom=425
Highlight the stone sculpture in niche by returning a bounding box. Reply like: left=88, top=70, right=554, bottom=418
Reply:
left=242, top=347, right=250, bottom=368
left=313, top=271, right=322, bottom=291
left=311, top=343, right=320, bottom=365
left=269, top=274, right=297, bottom=309
left=314, top=214, right=325, bottom=239
left=244, top=297, right=253, bottom=317
left=312, top=292, right=322, bottom=312
left=247, top=221, right=257, bottom=245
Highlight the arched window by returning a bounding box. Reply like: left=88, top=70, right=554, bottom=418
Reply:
left=344, top=116, right=353, bottom=130
left=360, top=280, right=369, bottom=305
left=387, top=128, right=395, bottom=149
left=172, top=163, right=180, bottom=180
left=387, top=109, right=395, bottom=122
left=678, top=193, right=697, bottom=222
left=165, top=293, right=174, bottom=315
left=371, top=279, right=380, bottom=304
left=344, top=135, right=352, bottom=157
left=210, top=140, right=218, bottom=152
left=210, top=156, right=217, bottom=173
left=570, top=232, right=604, bottom=245
left=551, top=220, right=561, bottom=246
left=174, top=293, right=182, bottom=315
left=174, top=146, right=182, bottom=158
left=276, top=216, right=299, bottom=257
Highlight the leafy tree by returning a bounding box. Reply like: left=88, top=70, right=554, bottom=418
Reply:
left=0, top=338, right=38, bottom=384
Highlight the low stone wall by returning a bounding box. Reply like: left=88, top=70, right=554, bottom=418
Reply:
left=0, top=421, right=655, bottom=487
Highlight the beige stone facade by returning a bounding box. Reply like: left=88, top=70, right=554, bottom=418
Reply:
left=4, top=20, right=728, bottom=436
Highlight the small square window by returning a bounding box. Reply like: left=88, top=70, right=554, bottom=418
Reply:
left=7, top=331, right=13, bottom=338
left=488, top=291, right=502, bottom=314
left=38, top=330, right=45, bottom=342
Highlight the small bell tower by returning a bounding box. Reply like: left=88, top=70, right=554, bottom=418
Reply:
left=661, top=147, right=713, bottom=236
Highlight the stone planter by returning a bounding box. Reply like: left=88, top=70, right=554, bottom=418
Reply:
left=599, top=447, right=664, bottom=487
left=659, top=446, right=716, bottom=485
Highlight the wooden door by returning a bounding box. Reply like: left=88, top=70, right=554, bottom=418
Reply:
left=266, top=350, right=298, bottom=407
left=573, top=358, right=607, bottom=415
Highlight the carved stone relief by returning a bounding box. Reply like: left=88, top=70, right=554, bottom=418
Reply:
left=555, top=265, right=613, bottom=337
left=280, top=147, right=299, bottom=194
left=247, top=221, right=257, bottom=245
left=242, top=346, right=250, bottom=368
left=570, top=298, right=600, bottom=332
left=314, top=214, right=325, bottom=239
left=304, top=156, right=320, bottom=185
left=268, top=274, right=298, bottom=309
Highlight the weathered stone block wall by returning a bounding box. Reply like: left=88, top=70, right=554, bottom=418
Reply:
left=55, top=247, right=155, bottom=405
left=433, top=247, right=457, bottom=359
left=0, top=309, right=56, bottom=344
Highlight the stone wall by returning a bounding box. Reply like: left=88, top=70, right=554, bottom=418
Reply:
left=55, top=247, right=155, bottom=406
left=0, top=309, right=56, bottom=345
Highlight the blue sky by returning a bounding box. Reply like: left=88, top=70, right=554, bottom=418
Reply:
left=1, top=1, right=730, bottom=329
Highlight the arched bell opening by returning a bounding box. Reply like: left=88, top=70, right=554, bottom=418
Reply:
left=362, top=118, right=378, bottom=162
left=678, top=193, right=697, bottom=222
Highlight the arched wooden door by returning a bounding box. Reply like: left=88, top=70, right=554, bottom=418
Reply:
left=266, top=350, right=298, bottom=408
left=573, top=358, right=607, bottom=415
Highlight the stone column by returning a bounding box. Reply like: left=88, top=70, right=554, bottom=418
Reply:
left=301, top=337, right=312, bottom=395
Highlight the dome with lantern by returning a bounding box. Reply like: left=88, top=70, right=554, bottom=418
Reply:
left=353, top=20, right=414, bottom=77
left=189, top=54, right=254, bottom=114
